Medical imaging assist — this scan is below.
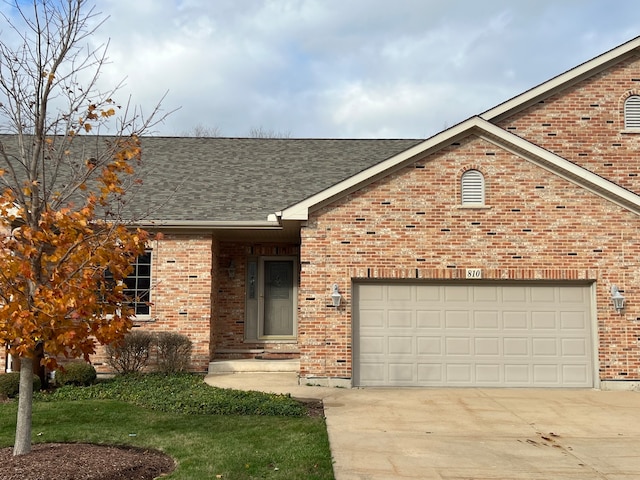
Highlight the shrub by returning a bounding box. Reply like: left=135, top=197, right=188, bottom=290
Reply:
left=155, top=332, right=192, bottom=373
left=0, top=372, right=42, bottom=398
left=106, top=330, right=154, bottom=374
left=36, top=373, right=307, bottom=416
left=55, top=361, right=97, bottom=387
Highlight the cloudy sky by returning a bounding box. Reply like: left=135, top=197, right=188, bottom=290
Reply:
left=7, top=1, right=640, bottom=138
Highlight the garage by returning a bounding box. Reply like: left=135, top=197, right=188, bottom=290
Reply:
left=353, top=282, right=595, bottom=387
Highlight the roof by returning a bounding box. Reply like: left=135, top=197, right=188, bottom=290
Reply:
left=130, top=137, right=422, bottom=224
left=281, top=117, right=640, bottom=221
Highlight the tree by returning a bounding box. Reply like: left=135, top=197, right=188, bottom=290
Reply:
left=248, top=126, right=291, bottom=138
left=182, top=123, right=222, bottom=137
left=0, top=1, right=163, bottom=456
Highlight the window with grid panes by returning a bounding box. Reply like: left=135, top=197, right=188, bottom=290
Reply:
left=123, top=251, right=152, bottom=316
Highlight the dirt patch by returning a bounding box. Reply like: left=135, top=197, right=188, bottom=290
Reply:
left=0, top=443, right=175, bottom=480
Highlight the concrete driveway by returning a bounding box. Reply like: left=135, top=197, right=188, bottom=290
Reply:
left=205, top=373, right=640, bottom=479
left=324, top=387, right=640, bottom=480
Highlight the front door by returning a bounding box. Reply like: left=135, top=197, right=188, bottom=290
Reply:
left=262, top=260, right=294, bottom=336
left=245, top=256, right=297, bottom=341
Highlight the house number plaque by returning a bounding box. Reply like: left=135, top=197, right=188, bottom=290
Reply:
left=466, top=268, right=482, bottom=279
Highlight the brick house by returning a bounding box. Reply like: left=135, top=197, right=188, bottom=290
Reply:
left=4, top=36, right=640, bottom=389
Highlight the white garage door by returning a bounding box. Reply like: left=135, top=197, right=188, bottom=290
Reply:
left=354, top=282, right=594, bottom=387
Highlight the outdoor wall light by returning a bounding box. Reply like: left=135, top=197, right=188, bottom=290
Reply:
left=331, top=283, right=342, bottom=307
left=611, top=285, right=625, bottom=314
left=227, top=259, right=236, bottom=279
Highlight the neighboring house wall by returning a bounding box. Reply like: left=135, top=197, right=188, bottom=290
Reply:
left=298, top=135, right=640, bottom=381
left=496, top=55, right=640, bottom=192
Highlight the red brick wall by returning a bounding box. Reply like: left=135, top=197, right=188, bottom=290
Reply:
left=92, top=233, right=214, bottom=372
left=298, top=135, right=640, bottom=381
left=214, top=242, right=301, bottom=357
left=496, top=54, right=640, bottom=193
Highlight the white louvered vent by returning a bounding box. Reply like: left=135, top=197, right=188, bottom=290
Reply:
left=461, top=169, right=484, bottom=205
left=625, top=95, right=640, bottom=129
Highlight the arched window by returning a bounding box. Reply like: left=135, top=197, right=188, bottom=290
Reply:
left=624, top=95, right=640, bottom=129
left=461, top=169, right=485, bottom=205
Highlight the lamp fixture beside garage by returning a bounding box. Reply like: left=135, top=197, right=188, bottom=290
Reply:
left=611, top=285, right=625, bottom=314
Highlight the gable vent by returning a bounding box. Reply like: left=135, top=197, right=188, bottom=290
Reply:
left=461, top=169, right=484, bottom=205
left=624, top=95, right=640, bottom=129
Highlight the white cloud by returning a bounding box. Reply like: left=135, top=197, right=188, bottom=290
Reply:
left=5, top=0, right=640, bottom=137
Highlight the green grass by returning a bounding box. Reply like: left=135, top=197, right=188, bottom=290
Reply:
left=0, top=374, right=334, bottom=479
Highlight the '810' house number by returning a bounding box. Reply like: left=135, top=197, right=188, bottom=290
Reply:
left=466, top=268, right=482, bottom=279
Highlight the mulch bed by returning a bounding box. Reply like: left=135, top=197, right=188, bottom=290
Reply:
left=0, top=443, right=176, bottom=480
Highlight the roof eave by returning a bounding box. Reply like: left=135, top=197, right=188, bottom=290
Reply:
left=130, top=220, right=283, bottom=231
left=280, top=117, right=640, bottom=221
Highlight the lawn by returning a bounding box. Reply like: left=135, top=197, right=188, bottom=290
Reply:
left=0, top=374, right=335, bottom=479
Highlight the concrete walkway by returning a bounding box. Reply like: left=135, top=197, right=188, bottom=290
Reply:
left=205, top=373, right=640, bottom=479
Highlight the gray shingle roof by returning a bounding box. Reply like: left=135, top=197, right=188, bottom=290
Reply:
left=0, top=135, right=421, bottom=224
left=132, top=137, right=422, bottom=223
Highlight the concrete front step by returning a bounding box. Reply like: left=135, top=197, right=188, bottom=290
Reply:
left=208, top=358, right=300, bottom=374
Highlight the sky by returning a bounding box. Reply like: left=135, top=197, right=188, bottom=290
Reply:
left=5, top=0, right=640, bottom=138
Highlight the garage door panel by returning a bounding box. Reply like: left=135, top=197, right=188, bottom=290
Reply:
left=560, top=311, right=589, bottom=329
left=388, top=284, right=412, bottom=301
left=418, top=363, right=442, bottom=382
left=359, top=363, right=385, bottom=384
left=388, top=336, right=414, bottom=355
left=416, top=285, right=442, bottom=301
left=504, top=364, right=530, bottom=383
left=504, top=337, right=529, bottom=356
left=417, top=337, right=442, bottom=354
left=417, top=310, right=442, bottom=328
left=559, top=286, right=588, bottom=302
left=475, top=337, right=500, bottom=355
left=360, top=336, right=384, bottom=355
left=503, top=311, right=528, bottom=329
left=446, top=364, right=473, bottom=383
left=355, top=283, right=594, bottom=387
left=445, top=286, right=470, bottom=302
left=476, top=364, right=501, bottom=383
left=501, top=285, right=529, bottom=305
left=360, top=309, right=384, bottom=328
left=389, top=363, right=414, bottom=383
left=473, top=286, right=499, bottom=302
left=445, top=311, right=471, bottom=328
left=446, top=337, right=471, bottom=355
left=530, top=286, right=557, bottom=303
left=388, top=310, right=412, bottom=328
left=563, top=365, right=589, bottom=383
left=561, top=338, right=587, bottom=356
left=532, top=338, right=558, bottom=356
left=474, top=311, right=499, bottom=329
left=358, top=284, right=385, bottom=301
left=531, top=312, right=559, bottom=329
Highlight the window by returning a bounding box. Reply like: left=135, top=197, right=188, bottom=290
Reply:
left=461, top=169, right=485, bottom=205
left=123, top=251, right=152, bottom=316
left=624, top=95, right=640, bottom=129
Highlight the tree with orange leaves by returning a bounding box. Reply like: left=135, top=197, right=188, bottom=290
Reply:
left=0, top=1, right=167, bottom=455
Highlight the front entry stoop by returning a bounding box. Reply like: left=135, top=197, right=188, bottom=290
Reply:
left=208, top=358, right=300, bottom=374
